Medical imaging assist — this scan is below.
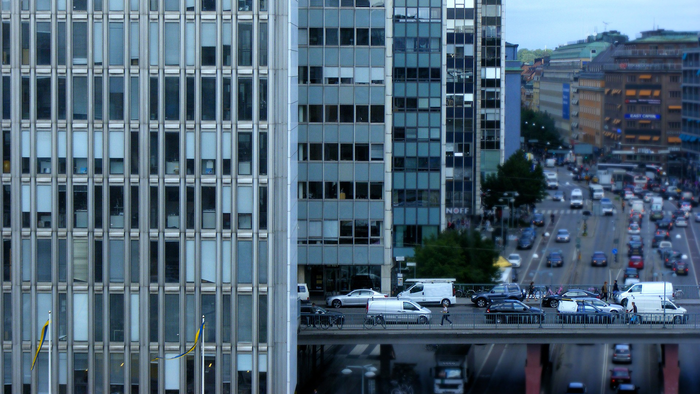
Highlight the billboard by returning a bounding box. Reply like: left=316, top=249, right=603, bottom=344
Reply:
left=624, top=114, right=661, bottom=120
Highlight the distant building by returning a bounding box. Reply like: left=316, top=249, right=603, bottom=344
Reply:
left=505, top=42, right=522, bottom=159
left=538, top=31, right=628, bottom=146
left=680, top=47, right=700, bottom=178
left=579, top=47, right=614, bottom=147
left=600, top=30, right=699, bottom=167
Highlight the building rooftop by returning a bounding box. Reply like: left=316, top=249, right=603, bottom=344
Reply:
left=550, top=41, right=611, bottom=61
left=632, top=30, right=700, bottom=44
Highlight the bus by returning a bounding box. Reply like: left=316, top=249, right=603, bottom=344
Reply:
left=596, top=163, right=639, bottom=173
left=623, top=172, right=648, bottom=189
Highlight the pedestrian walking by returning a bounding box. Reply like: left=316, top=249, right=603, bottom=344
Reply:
left=440, top=304, right=452, bottom=326
left=528, top=281, right=536, bottom=300
left=628, top=302, right=638, bottom=325
left=601, top=281, right=608, bottom=302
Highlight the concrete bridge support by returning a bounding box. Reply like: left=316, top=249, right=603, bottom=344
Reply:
left=662, top=344, right=679, bottom=394
left=525, top=344, right=549, bottom=394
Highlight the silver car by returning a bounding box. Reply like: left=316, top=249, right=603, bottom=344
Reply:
left=577, top=298, right=624, bottom=313
left=556, top=229, right=571, bottom=243
left=326, top=289, right=387, bottom=308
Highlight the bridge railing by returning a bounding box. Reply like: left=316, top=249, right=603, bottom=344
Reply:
left=299, top=311, right=700, bottom=331
left=453, top=284, right=700, bottom=300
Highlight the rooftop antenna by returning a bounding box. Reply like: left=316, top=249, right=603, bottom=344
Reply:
left=602, top=21, right=609, bottom=32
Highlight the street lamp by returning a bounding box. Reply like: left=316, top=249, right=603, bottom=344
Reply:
left=493, top=204, right=508, bottom=251
left=652, top=271, right=676, bottom=328
left=341, top=365, right=377, bottom=394
left=502, top=192, right=519, bottom=227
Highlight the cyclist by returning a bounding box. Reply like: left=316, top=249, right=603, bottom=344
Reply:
left=550, top=213, right=555, bottom=223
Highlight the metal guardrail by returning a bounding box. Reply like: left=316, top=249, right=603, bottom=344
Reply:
left=453, top=284, right=700, bottom=300
left=299, top=312, right=700, bottom=332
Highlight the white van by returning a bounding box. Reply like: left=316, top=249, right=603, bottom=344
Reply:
left=589, top=184, right=604, bottom=200
left=297, top=283, right=310, bottom=302
left=570, top=189, right=584, bottom=209
left=614, top=281, right=673, bottom=306
left=398, top=280, right=457, bottom=306
left=544, top=171, right=558, bottom=181
left=626, top=295, right=687, bottom=324
left=366, top=299, right=432, bottom=324
left=630, top=200, right=644, bottom=215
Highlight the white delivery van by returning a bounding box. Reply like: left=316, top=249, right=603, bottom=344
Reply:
left=600, top=198, right=614, bottom=215
left=626, top=295, right=687, bottom=324
left=399, top=279, right=457, bottom=306
left=297, top=283, right=310, bottom=302
left=651, top=196, right=663, bottom=206
left=589, top=184, right=604, bottom=200
left=546, top=158, right=556, bottom=167
left=614, top=282, right=673, bottom=307
left=631, top=200, right=644, bottom=215
left=544, top=171, right=558, bottom=181
left=570, top=189, right=584, bottom=209
left=366, top=299, right=432, bottom=324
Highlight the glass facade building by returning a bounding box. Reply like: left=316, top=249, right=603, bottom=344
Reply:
left=0, top=0, right=297, bottom=393
left=297, top=0, right=504, bottom=294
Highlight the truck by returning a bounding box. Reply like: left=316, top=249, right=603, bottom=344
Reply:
left=597, top=172, right=613, bottom=190
left=431, top=345, right=471, bottom=394
left=545, top=158, right=556, bottom=167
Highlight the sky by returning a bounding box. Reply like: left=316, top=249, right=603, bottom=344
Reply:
left=506, top=0, right=700, bottom=50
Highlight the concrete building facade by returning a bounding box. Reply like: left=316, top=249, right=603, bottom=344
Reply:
left=0, top=0, right=298, bottom=393
left=681, top=48, right=700, bottom=157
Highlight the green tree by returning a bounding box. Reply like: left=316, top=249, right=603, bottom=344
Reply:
left=517, top=48, right=553, bottom=64
left=413, top=230, right=500, bottom=284
left=521, top=108, right=562, bottom=147
left=481, top=149, right=548, bottom=209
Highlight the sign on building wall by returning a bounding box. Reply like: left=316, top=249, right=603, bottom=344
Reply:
left=562, top=84, right=570, bottom=120
left=624, top=114, right=661, bottom=120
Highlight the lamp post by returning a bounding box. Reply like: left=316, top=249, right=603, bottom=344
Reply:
left=493, top=204, right=508, bottom=252
left=341, top=365, right=377, bottom=394
left=502, top=192, right=519, bottom=227
left=652, top=271, right=676, bottom=328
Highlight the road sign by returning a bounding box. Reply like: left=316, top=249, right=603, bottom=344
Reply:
left=612, top=248, right=618, bottom=255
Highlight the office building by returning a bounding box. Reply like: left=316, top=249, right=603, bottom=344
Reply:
left=296, top=0, right=505, bottom=294
left=0, top=0, right=297, bottom=393
left=681, top=47, right=700, bottom=162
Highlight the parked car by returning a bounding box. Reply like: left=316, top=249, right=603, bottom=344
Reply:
left=610, top=367, right=632, bottom=389
left=546, top=250, right=564, bottom=267
left=300, top=305, right=345, bottom=328
left=542, top=289, right=600, bottom=308
left=612, top=344, right=632, bottom=364
left=531, top=213, right=545, bottom=227
left=470, top=283, right=526, bottom=308
left=507, top=253, right=522, bottom=268
left=591, top=251, right=608, bottom=267
left=555, top=229, right=571, bottom=243
left=326, top=289, right=388, bottom=308
left=558, top=303, right=616, bottom=324
left=484, top=300, right=544, bottom=324
left=628, top=256, right=644, bottom=270
left=557, top=298, right=624, bottom=314
left=298, top=283, right=310, bottom=302
left=672, top=261, right=689, bottom=275
left=623, top=268, right=639, bottom=280
left=675, top=217, right=688, bottom=227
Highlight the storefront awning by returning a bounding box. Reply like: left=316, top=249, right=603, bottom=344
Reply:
left=653, top=90, right=660, bottom=97
left=626, top=89, right=637, bottom=96
left=669, top=105, right=682, bottom=110
left=639, top=90, right=652, bottom=96
left=604, top=88, right=611, bottom=94
left=626, top=135, right=636, bottom=139
left=639, top=74, right=652, bottom=79
left=668, top=137, right=682, bottom=143
left=638, top=135, right=651, bottom=141
left=604, top=117, right=610, bottom=121
left=639, top=120, right=651, bottom=124
left=652, top=136, right=660, bottom=141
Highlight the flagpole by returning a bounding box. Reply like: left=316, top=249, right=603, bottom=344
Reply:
left=201, top=315, right=205, bottom=394
left=48, top=311, right=52, bottom=394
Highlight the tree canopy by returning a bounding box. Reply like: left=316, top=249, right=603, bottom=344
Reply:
left=517, top=48, right=553, bottom=64
left=413, top=230, right=500, bottom=284
left=521, top=108, right=563, bottom=147
left=481, top=149, right=547, bottom=209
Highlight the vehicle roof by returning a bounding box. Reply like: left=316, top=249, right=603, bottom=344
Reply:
left=614, top=344, right=630, bottom=349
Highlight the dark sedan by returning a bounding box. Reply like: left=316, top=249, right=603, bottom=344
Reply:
left=662, top=250, right=682, bottom=268
left=623, top=267, right=639, bottom=280
left=628, top=241, right=644, bottom=257
left=517, top=236, right=535, bottom=250
left=591, top=251, right=608, bottom=267
left=546, top=251, right=564, bottom=267
left=299, top=305, right=345, bottom=328
left=558, top=304, right=616, bottom=324
left=672, top=261, right=689, bottom=275
left=484, top=300, right=545, bottom=324
left=610, top=367, right=632, bottom=389
left=532, top=213, right=545, bottom=227
left=656, top=219, right=674, bottom=231
left=543, top=289, right=600, bottom=308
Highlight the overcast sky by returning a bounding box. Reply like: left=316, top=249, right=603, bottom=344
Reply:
left=506, top=0, right=700, bottom=50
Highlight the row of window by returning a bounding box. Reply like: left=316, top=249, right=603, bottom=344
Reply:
left=297, top=219, right=382, bottom=244
left=304, top=0, right=384, bottom=7
left=299, top=66, right=385, bottom=84
left=3, top=238, right=268, bottom=285
left=1, top=351, right=267, bottom=394
left=3, top=184, right=268, bottom=231
left=298, top=143, right=384, bottom=162
left=10, top=0, right=268, bottom=13
left=5, top=21, right=267, bottom=68
left=298, top=181, right=382, bottom=200
left=7, top=130, right=267, bottom=177
left=299, top=104, right=385, bottom=123
left=2, top=75, right=267, bottom=123
left=302, top=28, right=384, bottom=46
